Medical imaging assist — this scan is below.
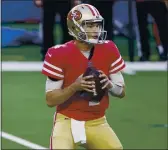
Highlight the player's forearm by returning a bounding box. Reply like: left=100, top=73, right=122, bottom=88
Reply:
left=108, top=72, right=125, bottom=98
left=108, top=82, right=125, bottom=99
left=46, top=83, right=77, bottom=107
left=110, top=86, right=125, bottom=98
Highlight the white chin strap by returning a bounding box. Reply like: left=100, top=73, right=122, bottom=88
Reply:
left=88, top=39, right=99, bottom=44
left=87, top=38, right=104, bottom=44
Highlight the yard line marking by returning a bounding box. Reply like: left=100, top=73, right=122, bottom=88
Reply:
left=1, top=131, right=47, bottom=149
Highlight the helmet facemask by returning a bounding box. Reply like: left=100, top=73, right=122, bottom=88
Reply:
left=79, top=20, right=107, bottom=44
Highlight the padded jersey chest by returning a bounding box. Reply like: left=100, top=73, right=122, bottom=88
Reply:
left=62, top=45, right=111, bottom=88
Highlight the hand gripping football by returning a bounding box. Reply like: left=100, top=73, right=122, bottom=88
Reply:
left=80, top=62, right=107, bottom=103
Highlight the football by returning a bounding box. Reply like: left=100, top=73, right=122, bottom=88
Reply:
left=80, top=62, right=107, bottom=102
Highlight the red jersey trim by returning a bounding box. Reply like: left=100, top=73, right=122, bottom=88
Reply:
left=109, top=55, right=125, bottom=74
left=42, top=68, right=64, bottom=80
left=110, top=63, right=126, bottom=74
left=42, top=60, right=64, bottom=79
left=44, top=61, right=63, bottom=72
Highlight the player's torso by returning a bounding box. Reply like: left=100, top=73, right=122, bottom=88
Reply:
left=56, top=41, right=112, bottom=120
left=63, top=42, right=111, bottom=86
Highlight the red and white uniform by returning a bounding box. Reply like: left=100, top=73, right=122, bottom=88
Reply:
left=42, top=40, right=125, bottom=121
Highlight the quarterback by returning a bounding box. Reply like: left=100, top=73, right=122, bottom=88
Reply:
left=42, top=4, right=126, bottom=150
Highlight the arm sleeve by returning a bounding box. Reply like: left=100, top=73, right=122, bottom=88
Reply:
left=45, top=77, right=63, bottom=92
left=42, top=47, right=64, bottom=80
left=108, top=71, right=125, bottom=96
left=108, top=41, right=126, bottom=74
left=109, top=71, right=125, bottom=86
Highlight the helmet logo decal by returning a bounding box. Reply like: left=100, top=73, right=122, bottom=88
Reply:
left=68, top=10, right=82, bottom=21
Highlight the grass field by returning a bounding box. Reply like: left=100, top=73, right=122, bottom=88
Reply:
left=2, top=71, right=167, bottom=149
left=2, top=23, right=167, bottom=149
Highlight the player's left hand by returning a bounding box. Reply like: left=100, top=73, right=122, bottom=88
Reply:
left=99, top=70, right=112, bottom=90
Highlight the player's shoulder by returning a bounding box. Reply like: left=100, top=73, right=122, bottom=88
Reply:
left=47, top=43, right=67, bottom=56
left=47, top=41, right=74, bottom=57
left=102, top=40, right=117, bottom=49
left=99, top=40, right=119, bottom=54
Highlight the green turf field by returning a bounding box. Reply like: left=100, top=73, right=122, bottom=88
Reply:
left=2, top=23, right=167, bottom=149
left=2, top=71, right=167, bottom=149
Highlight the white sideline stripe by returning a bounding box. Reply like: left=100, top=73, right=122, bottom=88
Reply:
left=1, top=131, right=47, bottom=149
left=2, top=62, right=43, bottom=71
left=1, top=61, right=168, bottom=72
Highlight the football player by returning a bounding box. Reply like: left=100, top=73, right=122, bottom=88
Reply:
left=42, top=4, right=126, bottom=149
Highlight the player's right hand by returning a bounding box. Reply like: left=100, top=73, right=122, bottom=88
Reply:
left=71, top=75, right=95, bottom=93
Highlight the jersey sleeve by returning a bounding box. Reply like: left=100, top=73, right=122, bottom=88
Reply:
left=107, top=41, right=126, bottom=74
left=42, top=47, right=64, bottom=80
